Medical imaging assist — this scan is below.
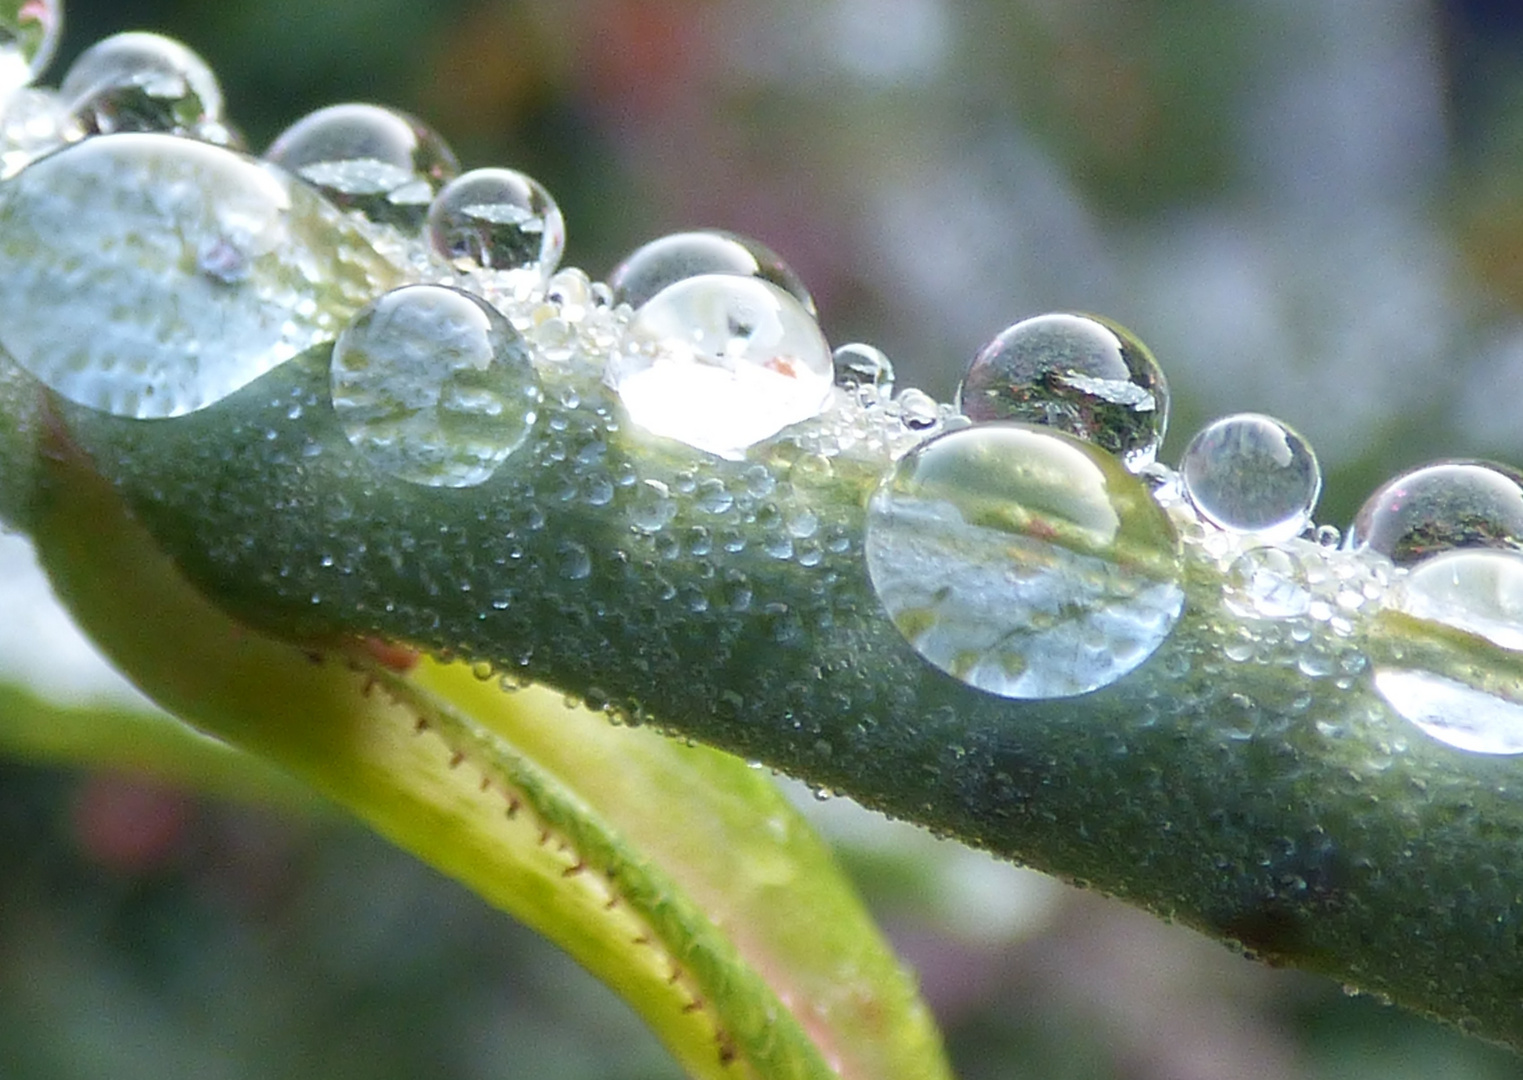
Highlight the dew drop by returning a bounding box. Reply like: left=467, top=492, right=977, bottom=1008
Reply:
left=895, top=387, right=940, bottom=430
left=0, top=133, right=400, bottom=417
left=557, top=540, right=593, bottom=581
left=330, top=284, right=541, bottom=488
left=265, top=102, right=458, bottom=229
left=426, top=166, right=565, bottom=277
left=1180, top=413, right=1320, bottom=541
left=60, top=32, right=229, bottom=143
left=956, top=312, right=1168, bottom=471
left=0, top=0, right=59, bottom=108
left=1373, top=549, right=1523, bottom=754
left=865, top=423, right=1184, bottom=699
left=1224, top=546, right=1311, bottom=619
left=607, top=274, right=833, bottom=460
left=1373, top=670, right=1523, bottom=756
left=607, top=229, right=816, bottom=315
left=831, top=342, right=895, bottom=392
left=1347, top=460, right=1523, bottom=567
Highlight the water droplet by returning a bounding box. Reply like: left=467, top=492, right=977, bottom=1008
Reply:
left=426, top=166, right=565, bottom=277
left=629, top=479, right=676, bottom=533
left=557, top=540, right=592, bottom=581
left=1395, top=549, right=1523, bottom=652
left=331, top=284, right=541, bottom=487
left=265, top=102, right=458, bottom=229
left=1347, top=460, right=1523, bottom=567
left=832, top=341, right=895, bottom=392
left=0, top=0, right=58, bottom=109
left=1374, top=669, right=1523, bottom=755
left=607, top=229, right=816, bottom=315
left=956, top=312, right=1168, bottom=471
left=865, top=422, right=1184, bottom=698
left=1180, top=413, right=1320, bottom=541
left=895, top=387, right=940, bottom=430
left=607, top=275, right=833, bottom=460
left=0, top=133, right=400, bottom=417
left=60, top=32, right=227, bottom=142
left=1225, top=546, right=1311, bottom=619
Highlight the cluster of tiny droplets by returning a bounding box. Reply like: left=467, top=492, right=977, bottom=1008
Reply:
left=5, top=8, right=1523, bottom=748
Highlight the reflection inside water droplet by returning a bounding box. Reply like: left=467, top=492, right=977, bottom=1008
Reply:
left=832, top=341, right=895, bottom=393
left=1374, top=669, right=1523, bottom=756
left=607, top=274, right=833, bottom=460
left=956, top=312, right=1168, bottom=471
left=60, top=32, right=228, bottom=142
left=1181, top=413, right=1320, bottom=542
left=1347, top=459, right=1523, bottom=567
left=865, top=423, right=1184, bottom=699
left=265, top=102, right=458, bottom=229
left=331, top=284, right=541, bottom=488
left=426, top=166, right=564, bottom=277
left=1224, top=546, right=1311, bottom=619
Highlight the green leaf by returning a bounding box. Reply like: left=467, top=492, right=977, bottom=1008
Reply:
left=22, top=426, right=951, bottom=1080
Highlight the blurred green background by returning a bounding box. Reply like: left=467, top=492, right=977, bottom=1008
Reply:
left=8, top=0, right=1523, bottom=1076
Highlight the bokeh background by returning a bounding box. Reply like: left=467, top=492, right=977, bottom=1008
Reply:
left=6, top=0, right=1523, bottom=1076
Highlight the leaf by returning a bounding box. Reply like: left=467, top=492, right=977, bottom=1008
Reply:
left=22, top=426, right=952, bottom=1080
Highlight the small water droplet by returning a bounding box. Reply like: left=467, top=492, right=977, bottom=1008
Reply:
left=60, top=32, right=228, bottom=142
left=0, top=132, right=400, bottom=417
left=1224, top=546, right=1311, bottom=619
left=1180, top=413, right=1320, bottom=541
left=1347, top=460, right=1523, bottom=567
left=895, top=387, right=940, bottom=430
left=956, top=312, right=1168, bottom=471
left=426, top=166, right=564, bottom=277
left=607, top=228, right=815, bottom=314
left=607, top=274, right=833, bottom=459
left=331, top=284, right=541, bottom=487
left=0, top=0, right=58, bottom=110
left=694, top=477, right=734, bottom=515
left=866, top=422, right=1184, bottom=699
left=832, top=341, right=895, bottom=392
left=629, top=478, right=676, bottom=533
left=265, top=102, right=458, bottom=229
left=557, top=539, right=592, bottom=581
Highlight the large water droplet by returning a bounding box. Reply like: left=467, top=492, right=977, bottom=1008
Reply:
left=60, top=32, right=229, bottom=143
left=265, top=103, right=458, bottom=229
left=426, top=167, right=564, bottom=276
left=0, top=0, right=59, bottom=108
left=0, top=132, right=400, bottom=417
left=956, top=312, right=1168, bottom=471
left=607, top=229, right=816, bottom=315
left=1373, top=670, right=1523, bottom=756
left=1374, top=549, right=1523, bottom=754
left=606, top=274, right=833, bottom=460
left=331, top=284, right=541, bottom=488
left=1395, top=549, right=1523, bottom=651
left=865, top=423, right=1184, bottom=699
left=1180, top=413, right=1320, bottom=541
left=1347, top=460, right=1523, bottom=567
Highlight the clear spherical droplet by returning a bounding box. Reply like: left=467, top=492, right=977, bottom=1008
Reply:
left=607, top=229, right=816, bottom=315
left=60, top=32, right=227, bottom=141
left=832, top=342, right=895, bottom=393
left=606, top=274, right=833, bottom=460
left=0, top=132, right=400, bottom=417
left=1180, top=413, right=1320, bottom=542
left=331, top=284, right=541, bottom=488
left=0, top=0, right=59, bottom=105
left=956, top=312, right=1168, bottom=471
left=426, top=167, right=564, bottom=276
left=1347, top=460, right=1523, bottom=567
left=865, top=423, right=1184, bottom=699
left=265, top=102, right=459, bottom=229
